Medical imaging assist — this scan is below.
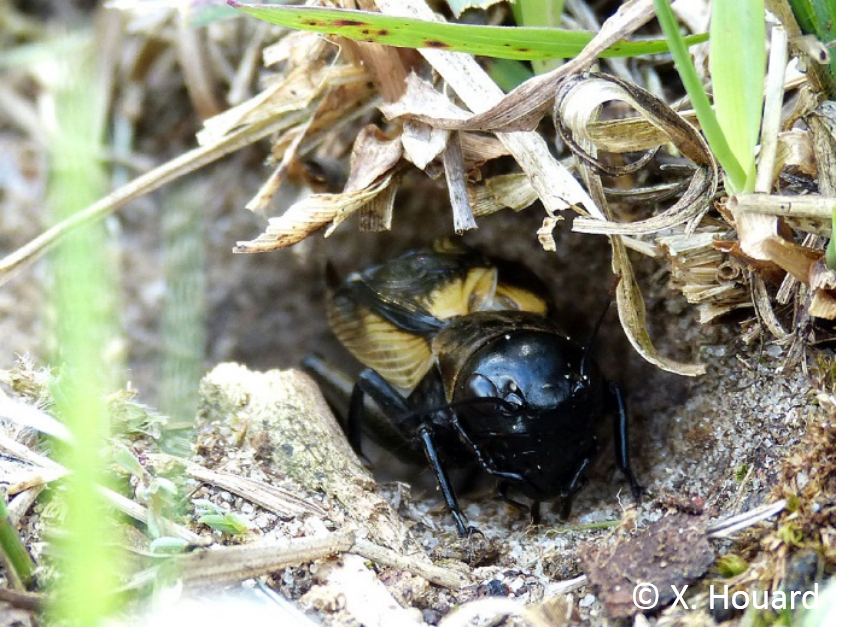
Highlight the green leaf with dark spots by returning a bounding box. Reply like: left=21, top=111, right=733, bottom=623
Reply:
left=228, top=2, right=707, bottom=61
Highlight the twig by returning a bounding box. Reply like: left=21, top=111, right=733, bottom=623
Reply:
left=133, top=530, right=467, bottom=591
left=706, top=500, right=788, bottom=539
left=349, top=537, right=467, bottom=590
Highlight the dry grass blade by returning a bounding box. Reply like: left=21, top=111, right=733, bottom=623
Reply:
left=442, top=133, right=477, bottom=233
left=585, top=109, right=700, bottom=152
left=373, top=0, right=658, bottom=133
left=611, top=235, right=706, bottom=376
left=375, top=0, right=601, bottom=220
left=234, top=171, right=399, bottom=252
left=235, top=124, right=403, bottom=251
left=468, top=173, right=539, bottom=217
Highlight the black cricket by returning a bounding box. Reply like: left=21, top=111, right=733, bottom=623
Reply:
left=307, top=244, right=643, bottom=537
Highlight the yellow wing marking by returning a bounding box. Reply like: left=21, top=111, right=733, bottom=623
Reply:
left=424, top=267, right=498, bottom=319
left=328, top=303, right=434, bottom=391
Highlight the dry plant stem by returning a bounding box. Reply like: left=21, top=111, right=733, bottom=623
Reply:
left=347, top=538, right=467, bottom=590
left=6, top=469, right=65, bottom=496
left=177, top=21, right=224, bottom=120
left=727, top=193, right=835, bottom=236
left=805, top=101, right=836, bottom=198
left=0, top=396, right=74, bottom=442
left=199, top=365, right=416, bottom=552
left=0, top=433, right=63, bottom=473
left=246, top=117, right=314, bottom=212
left=229, top=21, right=270, bottom=106
left=755, top=26, right=789, bottom=194
left=0, top=586, right=45, bottom=612
left=766, top=0, right=832, bottom=97
left=0, top=117, right=288, bottom=285
left=0, top=84, right=44, bottom=144
left=442, top=133, right=477, bottom=232
left=169, top=531, right=465, bottom=590
left=147, top=453, right=326, bottom=519
left=175, top=531, right=355, bottom=587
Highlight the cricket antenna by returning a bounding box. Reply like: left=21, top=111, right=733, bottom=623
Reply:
left=580, top=275, right=621, bottom=376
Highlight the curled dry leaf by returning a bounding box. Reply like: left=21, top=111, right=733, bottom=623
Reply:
left=554, top=72, right=718, bottom=237
left=552, top=74, right=707, bottom=376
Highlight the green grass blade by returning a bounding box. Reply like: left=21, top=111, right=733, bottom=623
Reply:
left=485, top=58, right=534, bottom=91
left=511, top=0, right=566, bottom=74
left=0, top=493, right=34, bottom=590
left=652, top=0, right=746, bottom=192
left=47, top=35, right=121, bottom=625
left=710, top=0, right=765, bottom=192
left=228, top=2, right=707, bottom=61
